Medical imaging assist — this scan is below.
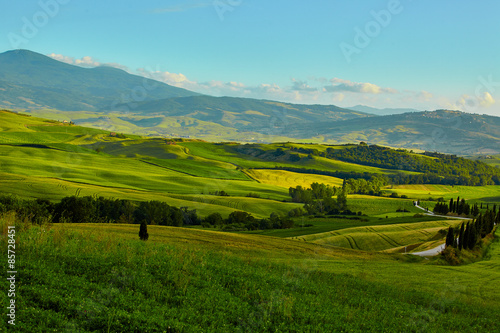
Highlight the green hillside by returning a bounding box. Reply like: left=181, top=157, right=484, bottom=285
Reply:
left=0, top=50, right=199, bottom=111
left=3, top=216, right=499, bottom=332
left=1, top=109, right=500, bottom=331
left=289, top=110, right=500, bottom=155
left=113, top=95, right=371, bottom=131
left=1, top=110, right=499, bottom=219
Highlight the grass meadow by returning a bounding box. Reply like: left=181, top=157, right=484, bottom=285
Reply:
left=1, top=216, right=498, bottom=332
left=386, top=184, right=500, bottom=202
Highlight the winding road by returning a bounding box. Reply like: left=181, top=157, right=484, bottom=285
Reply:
left=410, top=203, right=471, bottom=257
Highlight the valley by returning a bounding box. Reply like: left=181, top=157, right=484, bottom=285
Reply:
left=1, top=109, right=499, bottom=331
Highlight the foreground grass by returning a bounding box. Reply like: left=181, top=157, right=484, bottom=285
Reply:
left=2, top=217, right=499, bottom=332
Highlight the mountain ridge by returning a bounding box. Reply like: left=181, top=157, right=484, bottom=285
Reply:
left=2, top=49, right=500, bottom=155
left=0, top=49, right=201, bottom=111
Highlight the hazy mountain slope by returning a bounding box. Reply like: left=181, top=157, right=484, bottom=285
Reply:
left=288, top=110, right=500, bottom=154
left=112, top=95, right=372, bottom=131
left=0, top=49, right=200, bottom=111
left=348, top=105, right=422, bottom=115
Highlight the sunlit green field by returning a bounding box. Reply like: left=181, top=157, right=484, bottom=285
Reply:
left=245, top=168, right=344, bottom=188
left=386, top=184, right=500, bottom=202
left=297, top=219, right=463, bottom=252
left=2, top=217, right=498, bottom=332
left=2, top=110, right=500, bottom=331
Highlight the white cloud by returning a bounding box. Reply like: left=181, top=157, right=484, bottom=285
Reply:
left=47, top=53, right=467, bottom=112
left=417, top=90, right=433, bottom=102
left=479, top=92, right=496, bottom=107
left=47, top=53, right=129, bottom=71
left=324, top=78, right=398, bottom=94
left=449, top=92, right=496, bottom=112
left=290, top=78, right=317, bottom=92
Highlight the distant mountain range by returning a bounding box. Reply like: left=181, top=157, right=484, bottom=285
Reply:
left=288, top=110, right=500, bottom=155
left=1, top=49, right=500, bottom=155
left=113, top=96, right=371, bottom=133
left=0, top=49, right=199, bottom=111
left=348, top=105, right=423, bottom=115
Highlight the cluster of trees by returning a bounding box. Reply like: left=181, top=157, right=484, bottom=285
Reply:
left=445, top=208, right=498, bottom=250
left=435, top=197, right=497, bottom=218
left=0, top=195, right=53, bottom=225
left=288, top=182, right=348, bottom=215
left=447, top=197, right=479, bottom=216
left=0, top=195, right=201, bottom=227
left=1, top=194, right=298, bottom=233
left=342, top=177, right=388, bottom=195
left=326, top=144, right=500, bottom=186
left=52, top=196, right=201, bottom=226
left=201, top=211, right=294, bottom=231
left=240, top=143, right=500, bottom=186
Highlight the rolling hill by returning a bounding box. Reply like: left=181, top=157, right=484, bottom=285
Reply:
left=2, top=50, right=500, bottom=155
left=288, top=110, right=500, bottom=155
left=112, top=95, right=372, bottom=132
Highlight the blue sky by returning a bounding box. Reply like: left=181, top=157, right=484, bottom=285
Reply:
left=1, top=0, right=499, bottom=115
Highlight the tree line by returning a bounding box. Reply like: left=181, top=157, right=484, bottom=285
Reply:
left=324, top=145, right=500, bottom=186
left=0, top=195, right=200, bottom=226
left=434, top=197, right=498, bottom=219
left=236, top=143, right=500, bottom=186
left=201, top=211, right=294, bottom=231
left=0, top=194, right=297, bottom=232
left=445, top=207, right=498, bottom=250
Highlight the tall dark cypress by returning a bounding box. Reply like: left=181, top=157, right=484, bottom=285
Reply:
left=449, top=198, right=454, bottom=213
left=139, top=221, right=149, bottom=241
left=468, top=223, right=477, bottom=250
left=445, top=227, right=454, bottom=248
left=458, top=223, right=465, bottom=250
left=463, top=222, right=471, bottom=250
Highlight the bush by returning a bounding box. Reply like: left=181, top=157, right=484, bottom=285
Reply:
left=203, top=212, right=224, bottom=227
left=441, top=247, right=462, bottom=265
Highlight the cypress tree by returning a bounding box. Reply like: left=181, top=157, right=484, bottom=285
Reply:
left=449, top=198, right=454, bottom=213
left=464, top=203, right=470, bottom=216
left=445, top=227, right=454, bottom=248
left=476, top=214, right=484, bottom=238
left=458, top=223, right=465, bottom=250
left=468, top=223, right=477, bottom=250
left=463, top=222, right=470, bottom=250
left=139, top=221, right=149, bottom=241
